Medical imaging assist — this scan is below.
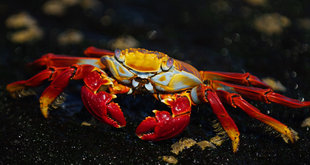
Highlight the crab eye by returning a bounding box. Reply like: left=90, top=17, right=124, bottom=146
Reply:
left=115, top=49, right=125, bottom=62
left=161, top=57, right=174, bottom=71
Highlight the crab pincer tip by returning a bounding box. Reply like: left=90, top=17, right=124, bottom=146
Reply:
left=152, top=110, right=159, bottom=114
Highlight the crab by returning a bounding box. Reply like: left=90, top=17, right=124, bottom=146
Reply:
left=7, top=46, right=310, bottom=152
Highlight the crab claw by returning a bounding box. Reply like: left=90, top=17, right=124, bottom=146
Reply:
left=136, top=110, right=190, bottom=141
left=81, top=86, right=126, bottom=128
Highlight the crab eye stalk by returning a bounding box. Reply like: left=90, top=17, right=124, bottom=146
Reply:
left=161, top=57, right=174, bottom=71
left=115, top=49, right=125, bottom=62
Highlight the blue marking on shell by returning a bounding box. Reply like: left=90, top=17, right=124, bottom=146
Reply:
left=77, top=59, right=102, bottom=68
left=151, top=71, right=175, bottom=86
left=101, top=56, right=135, bottom=82
left=115, top=49, right=124, bottom=62
left=190, top=86, right=201, bottom=104
left=151, top=70, right=202, bottom=92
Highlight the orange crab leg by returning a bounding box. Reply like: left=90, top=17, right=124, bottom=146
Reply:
left=213, top=80, right=310, bottom=108
left=39, top=67, right=76, bottom=117
left=216, top=90, right=298, bottom=143
left=84, top=46, right=114, bottom=57
left=14, top=63, right=128, bottom=127
left=6, top=67, right=67, bottom=96
left=29, top=53, right=104, bottom=69
left=7, top=62, right=129, bottom=127
left=203, top=86, right=240, bottom=152
left=200, top=71, right=270, bottom=88
left=7, top=69, right=53, bottom=94
left=38, top=64, right=95, bottom=117
left=190, top=84, right=240, bottom=152
left=136, top=92, right=192, bottom=141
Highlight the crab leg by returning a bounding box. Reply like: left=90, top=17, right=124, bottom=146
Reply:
left=200, top=71, right=270, bottom=88
left=39, top=67, right=76, bottom=117
left=40, top=65, right=128, bottom=128
left=7, top=64, right=128, bottom=127
left=6, top=67, right=67, bottom=97
left=194, top=84, right=240, bottom=152
left=216, top=90, right=299, bottom=143
left=213, top=80, right=310, bottom=108
left=30, top=53, right=104, bottom=69
left=84, top=46, right=114, bottom=57
left=37, top=65, right=95, bottom=117
left=7, top=65, right=94, bottom=116
left=136, top=92, right=192, bottom=141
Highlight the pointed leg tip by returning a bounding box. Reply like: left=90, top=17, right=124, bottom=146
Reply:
left=232, top=137, right=240, bottom=153
left=39, top=96, right=50, bottom=118
left=6, top=82, right=25, bottom=94
left=40, top=97, right=53, bottom=118
left=40, top=107, right=49, bottom=118
left=288, top=128, right=299, bottom=143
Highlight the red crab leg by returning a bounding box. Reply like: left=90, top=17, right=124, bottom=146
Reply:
left=6, top=67, right=67, bottom=97
left=39, top=65, right=128, bottom=127
left=30, top=53, right=104, bottom=69
left=39, top=67, right=76, bottom=117
left=213, top=80, right=310, bottom=108
left=7, top=65, right=92, bottom=116
left=7, top=63, right=128, bottom=127
left=200, top=71, right=270, bottom=88
left=38, top=64, right=95, bottom=117
left=190, top=84, right=240, bottom=152
left=216, top=90, right=299, bottom=143
left=199, top=85, right=240, bottom=152
left=136, top=92, right=192, bottom=141
left=84, top=46, right=114, bottom=57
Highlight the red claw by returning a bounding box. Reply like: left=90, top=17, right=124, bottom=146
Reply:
left=135, top=117, right=158, bottom=140
left=136, top=95, right=192, bottom=141
left=81, top=86, right=126, bottom=128
left=136, top=110, right=190, bottom=141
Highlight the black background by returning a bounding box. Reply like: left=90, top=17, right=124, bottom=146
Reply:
left=1, top=0, right=310, bottom=164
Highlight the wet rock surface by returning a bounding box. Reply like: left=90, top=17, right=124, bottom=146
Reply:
left=1, top=0, right=310, bottom=164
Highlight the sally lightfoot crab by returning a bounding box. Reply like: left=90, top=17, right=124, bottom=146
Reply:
left=7, top=47, right=310, bottom=152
